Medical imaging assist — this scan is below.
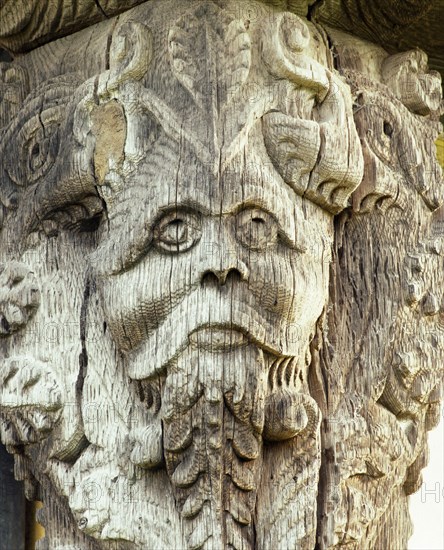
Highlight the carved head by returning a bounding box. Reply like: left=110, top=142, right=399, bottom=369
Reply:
left=0, top=1, right=364, bottom=548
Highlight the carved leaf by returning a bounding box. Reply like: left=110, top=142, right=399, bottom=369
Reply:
left=0, top=261, right=40, bottom=336
left=108, top=21, right=153, bottom=91
left=168, top=2, right=251, bottom=110
left=0, top=356, right=62, bottom=444
left=262, top=111, right=320, bottom=196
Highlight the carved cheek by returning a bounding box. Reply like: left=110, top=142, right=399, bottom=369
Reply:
left=100, top=252, right=198, bottom=351
left=289, top=249, right=329, bottom=325
left=245, top=250, right=295, bottom=317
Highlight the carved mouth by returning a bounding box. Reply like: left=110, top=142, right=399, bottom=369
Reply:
left=188, top=326, right=249, bottom=351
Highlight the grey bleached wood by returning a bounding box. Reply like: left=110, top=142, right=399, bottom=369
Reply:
left=0, top=1, right=442, bottom=549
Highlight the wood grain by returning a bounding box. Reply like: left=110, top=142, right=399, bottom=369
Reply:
left=0, top=1, right=442, bottom=548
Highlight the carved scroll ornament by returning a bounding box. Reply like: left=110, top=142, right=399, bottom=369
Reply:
left=0, top=1, right=442, bottom=549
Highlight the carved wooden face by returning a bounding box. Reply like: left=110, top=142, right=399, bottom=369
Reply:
left=92, top=128, right=332, bottom=377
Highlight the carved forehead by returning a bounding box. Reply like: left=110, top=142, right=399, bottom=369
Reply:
left=124, top=124, right=300, bottom=211
left=103, top=129, right=332, bottom=254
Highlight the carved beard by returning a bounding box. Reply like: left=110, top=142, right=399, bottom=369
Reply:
left=161, top=339, right=267, bottom=549
left=141, top=331, right=319, bottom=550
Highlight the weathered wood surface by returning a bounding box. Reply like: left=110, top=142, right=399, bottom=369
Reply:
left=315, top=29, right=444, bottom=549
left=0, top=0, right=319, bottom=53
left=0, top=0, right=149, bottom=53
left=0, top=1, right=442, bottom=549
left=3, top=0, right=443, bottom=80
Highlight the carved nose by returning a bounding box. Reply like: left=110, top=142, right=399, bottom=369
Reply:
left=201, top=264, right=249, bottom=287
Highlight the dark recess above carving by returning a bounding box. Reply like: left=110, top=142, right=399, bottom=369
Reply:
left=0, top=47, right=12, bottom=61
left=0, top=0, right=147, bottom=53
left=312, top=0, right=444, bottom=88
left=0, top=1, right=442, bottom=88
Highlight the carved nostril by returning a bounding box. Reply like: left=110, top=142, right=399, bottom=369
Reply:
left=222, top=268, right=243, bottom=285
left=201, top=270, right=220, bottom=287
left=201, top=268, right=243, bottom=287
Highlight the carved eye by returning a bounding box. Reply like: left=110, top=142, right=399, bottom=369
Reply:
left=235, top=208, right=278, bottom=251
left=26, top=125, right=56, bottom=176
left=153, top=210, right=202, bottom=253
left=7, top=108, right=61, bottom=186
left=383, top=120, right=394, bottom=137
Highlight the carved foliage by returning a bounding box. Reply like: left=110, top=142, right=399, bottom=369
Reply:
left=0, top=261, right=39, bottom=336
left=315, top=37, right=444, bottom=549
left=168, top=2, right=251, bottom=109
left=1, top=2, right=441, bottom=550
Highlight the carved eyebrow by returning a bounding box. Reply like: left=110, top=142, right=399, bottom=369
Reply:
left=149, top=193, right=302, bottom=251
left=101, top=203, right=309, bottom=279
left=93, top=173, right=314, bottom=277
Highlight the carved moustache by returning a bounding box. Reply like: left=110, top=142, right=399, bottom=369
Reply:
left=126, top=286, right=304, bottom=381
